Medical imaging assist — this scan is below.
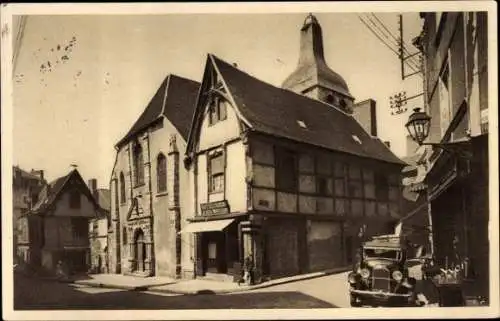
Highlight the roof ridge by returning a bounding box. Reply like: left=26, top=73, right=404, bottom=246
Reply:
left=209, top=53, right=405, bottom=166
left=168, top=73, right=201, bottom=85
left=211, top=53, right=355, bottom=118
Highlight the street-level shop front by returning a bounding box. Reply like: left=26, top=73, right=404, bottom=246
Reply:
left=182, top=208, right=377, bottom=284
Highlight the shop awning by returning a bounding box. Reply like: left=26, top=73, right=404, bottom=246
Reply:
left=180, top=218, right=235, bottom=233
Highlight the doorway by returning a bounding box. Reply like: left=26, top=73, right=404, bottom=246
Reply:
left=133, top=229, right=146, bottom=272
left=201, top=232, right=226, bottom=274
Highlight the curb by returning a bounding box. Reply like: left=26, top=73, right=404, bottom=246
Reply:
left=59, top=266, right=351, bottom=295
left=146, top=266, right=352, bottom=295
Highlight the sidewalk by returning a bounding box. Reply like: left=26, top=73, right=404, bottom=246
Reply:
left=70, top=266, right=351, bottom=295
left=72, top=273, right=176, bottom=291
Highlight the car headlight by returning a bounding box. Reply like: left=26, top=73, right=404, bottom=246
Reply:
left=348, top=272, right=358, bottom=284
left=360, top=268, right=370, bottom=279
left=392, top=270, right=403, bottom=282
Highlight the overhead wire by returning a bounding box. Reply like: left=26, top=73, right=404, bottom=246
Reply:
left=369, top=13, right=422, bottom=69
left=357, top=14, right=421, bottom=76
left=13, top=16, right=28, bottom=74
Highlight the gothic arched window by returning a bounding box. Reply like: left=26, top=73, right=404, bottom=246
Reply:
left=114, top=177, right=119, bottom=208
left=157, top=153, right=167, bottom=193
left=133, top=143, right=144, bottom=186
left=119, top=172, right=126, bottom=204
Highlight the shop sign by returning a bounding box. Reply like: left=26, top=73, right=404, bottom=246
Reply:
left=200, top=200, right=230, bottom=216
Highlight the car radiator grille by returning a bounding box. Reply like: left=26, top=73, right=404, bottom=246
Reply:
left=372, top=267, right=391, bottom=291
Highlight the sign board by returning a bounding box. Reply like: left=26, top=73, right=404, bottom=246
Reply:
left=200, top=200, right=230, bottom=216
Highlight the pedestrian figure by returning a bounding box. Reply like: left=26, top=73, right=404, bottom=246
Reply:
left=243, top=253, right=254, bottom=286
left=56, top=260, right=67, bottom=280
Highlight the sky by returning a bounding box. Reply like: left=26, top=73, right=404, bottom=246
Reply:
left=10, top=7, right=424, bottom=188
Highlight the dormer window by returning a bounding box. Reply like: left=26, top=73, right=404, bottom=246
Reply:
left=340, top=99, right=347, bottom=109
left=208, top=96, right=227, bottom=125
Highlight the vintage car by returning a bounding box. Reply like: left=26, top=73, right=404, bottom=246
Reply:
left=348, top=234, right=418, bottom=307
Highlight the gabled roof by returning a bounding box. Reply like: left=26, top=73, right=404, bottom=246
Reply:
left=209, top=55, right=405, bottom=165
left=30, top=169, right=98, bottom=215
left=116, top=74, right=200, bottom=147
left=96, top=188, right=111, bottom=213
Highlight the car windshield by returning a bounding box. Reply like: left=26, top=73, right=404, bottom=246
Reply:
left=363, top=248, right=401, bottom=260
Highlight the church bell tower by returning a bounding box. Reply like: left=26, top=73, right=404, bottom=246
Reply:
left=282, top=14, right=354, bottom=113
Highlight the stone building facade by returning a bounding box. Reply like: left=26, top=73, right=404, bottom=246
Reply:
left=12, top=166, right=46, bottom=262
left=107, top=75, right=200, bottom=278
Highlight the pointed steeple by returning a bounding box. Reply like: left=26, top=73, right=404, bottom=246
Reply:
left=282, top=14, right=354, bottom=113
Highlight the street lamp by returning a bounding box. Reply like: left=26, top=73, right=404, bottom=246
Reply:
left=405, top=107, right=472, bottom=158
left=405, top=108, right=430, bottom=145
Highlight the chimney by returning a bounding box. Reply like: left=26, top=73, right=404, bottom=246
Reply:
left=31, top=169, right=44, bottom=182
left=88, top=179, right=98, bottom=201
left=353, top=99, right=378, bottom=136
left=384, top=141, right=391, bottom=149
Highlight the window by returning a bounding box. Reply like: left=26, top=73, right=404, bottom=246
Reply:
left=209, top=153, right=225, bottom=193
left=275, top=149, right=297, bottom=192
left=317, top=176, right=330, bottom=196
left=374, top=172, right=389, bottom=201
left=122, top=226, right=127, bottom=245
left=208, top=96, right=227, bottom=125
left=157, top=153, right=167, bottom=193
left=69, top=190, right=81, bottom=209
left=119, top=172, right=126, bottom=204
left=439, top=58, right=452, bottom=137
left=133, top=143, right=144, bottom=186
left=340, top=99, right=347, bottom=109
left=72, top=218, right=88, bottom=239
left=114, top=179, right=119, bottom=208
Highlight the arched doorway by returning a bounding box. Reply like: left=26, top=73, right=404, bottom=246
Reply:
left=134, top=229, right=146, bottom=272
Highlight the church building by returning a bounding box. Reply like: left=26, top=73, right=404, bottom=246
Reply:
left=107, top=75, right=200, bottom=278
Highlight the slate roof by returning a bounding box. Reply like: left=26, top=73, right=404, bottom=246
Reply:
left=116, top=74, right=200, bottom=147
left=96, top=189, right=111, bottom=213
left=211, top=55, right=405, bottom=165
left=30, top=169, right=98, bottom=215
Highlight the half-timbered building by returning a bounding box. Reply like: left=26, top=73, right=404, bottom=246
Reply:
left=182, top=15, right=406, bottom=282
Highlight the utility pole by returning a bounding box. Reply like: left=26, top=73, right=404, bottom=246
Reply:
left=398, top=14, right=422, bottom=81
left=390, top=14, right=424, bottom=117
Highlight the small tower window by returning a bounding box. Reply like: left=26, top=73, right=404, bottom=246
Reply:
left=326, top=94, right=334, bottom=104
left=340, top=99, right=347, bottom=109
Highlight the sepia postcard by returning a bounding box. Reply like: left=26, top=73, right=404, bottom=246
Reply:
left=1, top=2, right=498, bottom=320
